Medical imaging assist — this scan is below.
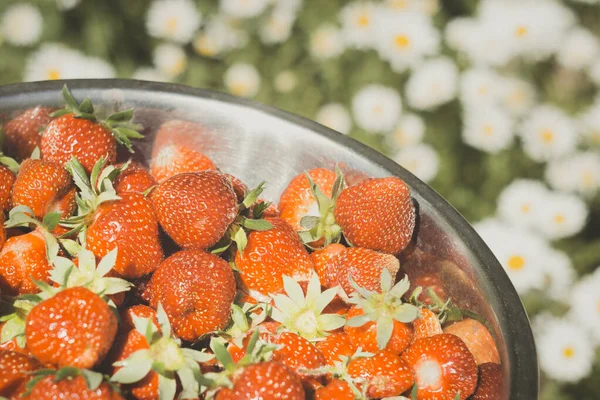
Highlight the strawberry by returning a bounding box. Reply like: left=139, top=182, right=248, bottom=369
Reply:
left=413, top=307, right=443, bottom=341
left=2, top=106, right=54, bottom=161
left=150, top=144, right=216, bottom=183
left=147, top=249, right=236, bottom=341
left=224, top=173, right=249, bottom=202
left=330, top=247, right=400, bottom=296
left=347, top=351, right=414, bottom=398
left=23, top=369, right=123, bottom=400
left=268, top=331, right=327, bottom=383
left=334, top=176, right=416, bottom=255
left=401, top=333, right=478, bottom=400
left=10, top=158, right=76, bottom=219
left=0, top=214, right=5, bottom=251
left=472, top=363, right=503, bottom=400
left=63, top=158, right=164, bottom=279
left=0, top=350, right=40, bottom=398
left=235, top=217, right=314, bottom=299
left=0, top=163, right=17, bottom=213
left=310, top=242, right=345, bottom=287
left=444, top=318, right=500, bottom=365
left=314, top=379, right=354, bottom=400
left=214, top=361, right=305, bottom=400
left=150, top=171, right=238, bottom=249
left=41, top=85, right=143, bottom=174
left=279, top=168, right=337, bottom=233
left=314, top=332, right=356, bottom=366
left=25, top=286, right=118, bottom=369
left=151, top=119, right=210, bottom=159
left=113, top=162, right=156, bottom=195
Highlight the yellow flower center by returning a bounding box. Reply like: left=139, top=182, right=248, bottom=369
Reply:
left=510, top=90, right=525, bottom=105
left=590, top=131, right=600, bottom=144
left=483, top=124, right=494, bottom=136
left=582, top=171, right=595, bottom=188
left=47, top=69, right=61, bottom=80
left=169, top=57, right=186, bottom=76
left=554, top=214, right=565, bottom=224
left=389, top=0, right=409, bottom=9
left=405, top=159, right=419, bottom=171
left=395, top=34, right=411, bottom=49
left=166, top=17, right=178, bottom=34
left=194, top=35, right=216, bottom=57
left=231, top=82, right=248, bottom=96
left=540, top=129, right=554, bottom=143
left=478, top=86, right=488, bottom=96
left=357, top=13, right=370, bottom=27
left=507, top=255, right=525, bottom=271
left=515, top=25, right=528, bottom=38
left=562, top=347, right=575, bottom=359
left=597, top=299, right=600, bottom=314
left=521, top=204, right=531, bottom=214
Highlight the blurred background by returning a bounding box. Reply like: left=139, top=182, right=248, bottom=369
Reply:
left=0, top=0, right=599, bottom=398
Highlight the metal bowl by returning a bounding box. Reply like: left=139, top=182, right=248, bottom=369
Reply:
left=0, top=79, right=538, bottom=398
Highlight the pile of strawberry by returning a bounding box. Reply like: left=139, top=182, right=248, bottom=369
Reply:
left=0, top=86, right=502, bottom=400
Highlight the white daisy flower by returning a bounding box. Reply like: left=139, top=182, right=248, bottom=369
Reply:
left=579, top=98, right=600, bottom=146
left=56, top=0, right=81, bottom=10
left=1, top=3, right=43, bottom=46
left=80, top=57, right=116, bottom=79
left=153, top=43, right=187, bottom=78
left=316, top=103, right=352, bottom=135
left=146, top=0, right=201, bottom=43
left=520, top=105, right=578, bottom=162
left=500, top=77, right=536, bottom=117
left=589, top=58, right=600, bottom=86
left=536, top=318, right=595, bottom=383
left=444, top=17, right=478, bottom=53
left=310, top=24, right=345, bottom=60
left=459, top=68, right=502, bottom=109
left=542, top=248, right=576, bottom=302
left=24, top=43, right=85, bottom=81
left=224, top=63, right=261, bottom=98
left=497, top=179, right=549, bottom=230
left=221, top=0, right=269, bottom=19
left=194, top=16, right=249, bottom=57
left=534, top=192, right=588, bottom=240
left=384, top=0, right=439, bottom=15
left=274, top=70, right=297, bottom=93
left=339, top=1, right=377, bottom=49
left=462, top=19, right=515, bottom=67
left=546, top=152, right=600, bottom=196
left=132, top=67, right=170, bottom=82
left=393, top=143, right=439, bottom=183
left=374, top=10, right=440, bottom=73
left=568, top=272, right=600, bottom=345
left=387, top=113, right=425, bottom=148
left=557, top=27, right=600, bottom=70
left=352, top=84, right=402, bottom=134
left=260, top=9, right=296, bottom=45
left=405, top=57, right=458, bottom=111
left=462, top=107, right=514, bottom=153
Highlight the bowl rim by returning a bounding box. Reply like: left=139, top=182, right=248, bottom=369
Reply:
left=0, top=79, right=538, bottom=398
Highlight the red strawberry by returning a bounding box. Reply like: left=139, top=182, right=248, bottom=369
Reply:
left=330, top=247, right=400, bottom=296
left=22, top=373, right=123, bottom=400
left=314, top=379, right=354, bottom=400
left=0, top=227, right=52, bottom=295
left=444, top=318, right=500, bottom=365
left=150, top=171, right=238, bottom=249
left=269, top=331, right=327, bottom=382
left=147, top=249, right=236, bottom=341
left=401, top=333, right=478, bottom=400
left=215, top=361, right=305, bottom=400
left=315, top=332, right=356, bottom=366
left=310, top=243, right=345, bottom=288
left=279, top=168, right=336, bottom=232
left=347, top=351, right=414, bottom=398
left=334, top=176, right=416, bottom=255
left=0, top=350, right=40, bottom=398
left=472, top=363, right=503, bottom=400
left=345, top=306, right=413, bottom=354
left=10, top=158, right=76, bottom=219
left=25, top=287, right=118, bottom=369
left=0, top=164, right=16, bottom=212
left=41, top=86, right=143, bottom=174
left=0, top=214, right=6, bottom=251
left=413, top=307, right=443, bottom=341
left=224, top=173, right=249, bottom=202
left=235, top=217, right=314, bottom=298
left=151, top=119, right=211, bottom=158
left=3, top=106, right=54, bottom=161
left=150, top=144, right=216, bottom=183
left=113, top=162, right=157, bottom=195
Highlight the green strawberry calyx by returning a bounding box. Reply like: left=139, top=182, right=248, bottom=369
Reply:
left=23, top=367, right=112, bottom=396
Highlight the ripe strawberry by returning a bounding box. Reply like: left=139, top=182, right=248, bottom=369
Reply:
left=0, top=350, right=40, bottom=397
left=10, top=158, right=76, bottom=219
left=41, top=85, right=143, bottom=174
left=472, top=363, right=503, bottom=400
left=0, top=214, right=6, bottom=251
left=444, top=318, right=500, bottom=365
left=401, top=333, right=478, bottom=400
left=413, top=307, right=443, bottom=341
left=0, top=164, right=16, bottom=212
left=279, top=168, right=337, bottom=232
left=113, top=162, right=156, bottom=195
left=151, top=119, right=211, bottom=158
left=150, top=144, right=216, bottom=183
left=23, top=372, right=123, bottom=400
left=315, top=332, right=356, bottom=366
left=347, top=351, right=414, bottom=398
left=2, top=106, right=54, bottom=161
left=330, top=247, right=400, bottom=296
left=215, top=361, right=305, bottom=400
left=314, top=379, right=354, bottom=400
left=310, top=242, right=345, bottom=288
left=150, top=171, right=238, bottom=249
left=147, top=249, right=236, bottom=341
left=235, top=217, right=314, bottom=298
left=269, top=331, right=327, bottom=382
left=25, top=286, right=118, bottom=369
left=334, top=176, right=416, bottom=255
left=224, top=173, right=248, bottom=202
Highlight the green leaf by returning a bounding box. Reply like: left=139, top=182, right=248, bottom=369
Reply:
left=66, top=157, right=92, bottom=196
left=300, top=215, right=320, bottom=230
left=411, top=382, right=418, bottom=400
left=176, top=367, right=199, bottom=399
left=107, top=108, right=134, bottom=123
left=89, top=157, right=108, bottom=193
left=156, top=303, right=172, bottom=339
left=380, top=268, right=393, bottom=293
left=81, top=369, right=103, bottom=391
left=0, top=155, right=19, bottom=174
left=60, top=239, right=82, bottom=257
left=61, top=84, right=80, bottom=112
left=244, top=329, right=260, bottom=357
left=389, top=276, right=411, bottom=298
left=43, top=231, right=60, bottom=263
left=231, top=304, right=249, bottom=332
left=110, top=349, right=153, bottom=384
left=79, top=98, right=94, bottom=115
left=252, top=201, right=271, bottom=219
left=331, top=164, right=346, bottom=201
left=346, top=314, right=370, bottom=327
left=282, top=275, right=305, bottom=305
left=42, top=212, right=62, bottom=231
left=376, top=317, right=394, bottom=350
left=393, top=304, right=420, bottom=323
left=181, top=348, right=214, bottom=363
left=453, top=391, right=461, bottom=400
left=233, top=227, right=248, bottom=254
left=30, top=147, right=41, bottom=160
left=242, top=181, right=265, bottom=209
left=240, top=217, right=273, bottom=231
left=158, top=374, right=177, bottom=400
left=210, top=338, right=234, bottom=369
left=298, top=230, right=317, bottom=245
left=55, top=366, right=81, bottom=381
left=96, top=247, right=118, bottom=277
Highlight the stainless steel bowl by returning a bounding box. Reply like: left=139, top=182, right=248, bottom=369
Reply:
left=0, top=79, right=538, bottom=399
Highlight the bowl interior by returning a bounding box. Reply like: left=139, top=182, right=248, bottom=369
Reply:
left=0, top=79, right=538, bottom=399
